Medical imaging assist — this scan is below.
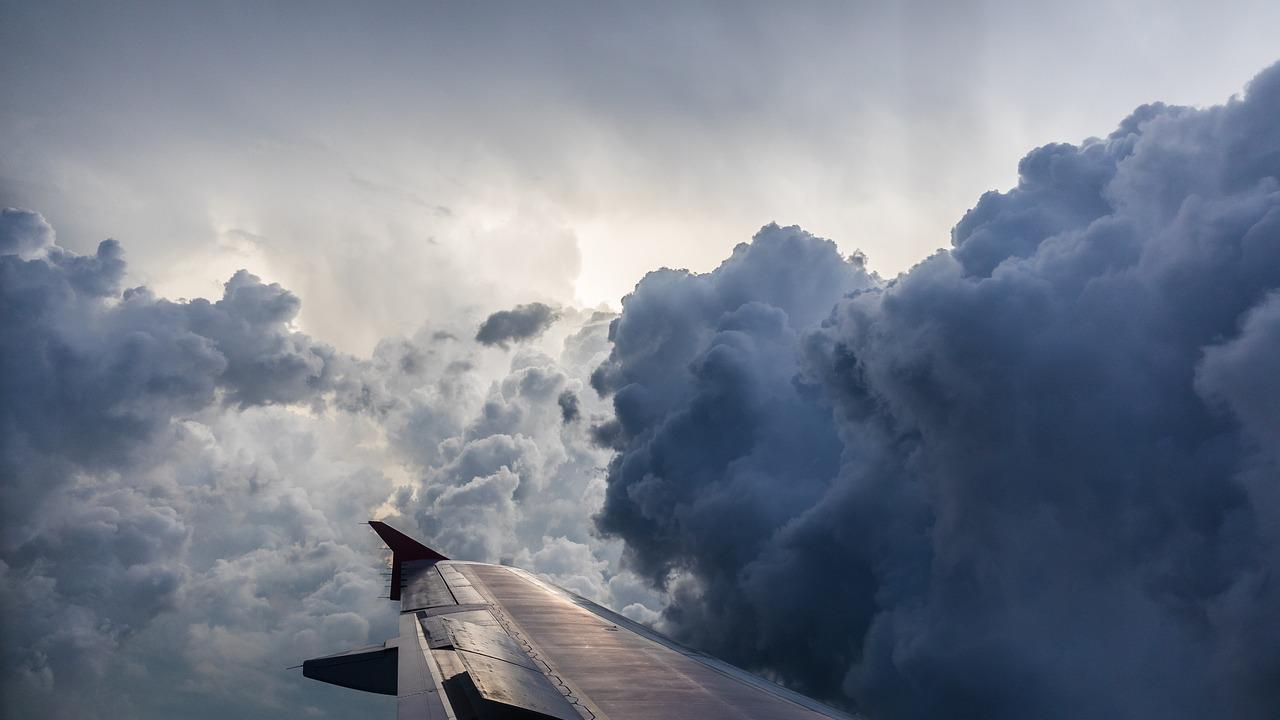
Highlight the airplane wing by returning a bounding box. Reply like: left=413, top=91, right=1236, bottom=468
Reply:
left=302, top=521, right=854, bottom=720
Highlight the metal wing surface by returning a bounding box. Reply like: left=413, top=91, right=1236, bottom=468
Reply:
left=302, top=521, right=855, bottom=720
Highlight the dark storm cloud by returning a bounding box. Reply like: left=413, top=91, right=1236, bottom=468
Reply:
left=590, top=223, right=876, bottom=581
left=593, top=62, right=1280, bottom=720
left=558, top=389, right=581, bottom=423
left=475, top=302, right=560, bottom=347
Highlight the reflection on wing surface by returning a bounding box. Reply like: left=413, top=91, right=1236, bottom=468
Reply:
left=302, top=521, right=856, bottom=720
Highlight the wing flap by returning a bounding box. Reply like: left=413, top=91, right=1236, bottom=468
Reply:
left=442, top=617, right=537, bottom=670
left=454, top=649, right=580, bottom=720
left=421, top=609, right=498, bottom=649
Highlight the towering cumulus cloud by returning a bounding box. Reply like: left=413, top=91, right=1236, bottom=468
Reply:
left=593, top=63, right=1280, bottom=719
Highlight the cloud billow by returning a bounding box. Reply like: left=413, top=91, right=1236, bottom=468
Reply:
left=0, top=215, right=337, bottom=524
left=592, top=62, right=1280, bottom=719
left=0, top=210, right=646, bottom=719
left=475, top=302, right=559, bottom=347
left=0, top=208, right=377, bottom=716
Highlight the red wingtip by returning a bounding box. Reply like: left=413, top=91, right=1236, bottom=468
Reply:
left=368, top=520, right=448, bottom=561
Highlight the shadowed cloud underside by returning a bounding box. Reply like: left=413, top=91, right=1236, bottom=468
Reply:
left=590, top=62, right=1280, bottom=719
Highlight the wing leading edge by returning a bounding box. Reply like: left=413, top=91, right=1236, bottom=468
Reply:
left=301, top=521, right=855, bottom=720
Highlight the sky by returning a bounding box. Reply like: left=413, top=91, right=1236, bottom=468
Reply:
left=2, top=2, right=1279, bottom=720
left=4, top=1, right=1279, bottom=353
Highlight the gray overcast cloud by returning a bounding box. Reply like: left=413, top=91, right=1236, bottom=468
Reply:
left=3, top=1, right=1279, bottom=352
left=1, top=2, right=1279, bottom=719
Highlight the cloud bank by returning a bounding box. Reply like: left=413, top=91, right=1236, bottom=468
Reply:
left=0, top=210, right=652, bottom=718
left=592, top=62, right=1280, bottom=719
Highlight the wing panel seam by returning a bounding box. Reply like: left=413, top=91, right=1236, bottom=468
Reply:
left=458, top=565, right=604, bottom=720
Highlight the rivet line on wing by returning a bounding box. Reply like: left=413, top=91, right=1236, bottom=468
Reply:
left=485, top=600, right=598, bottom=720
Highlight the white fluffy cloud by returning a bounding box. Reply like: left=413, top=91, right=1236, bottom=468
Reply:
left=0, top=210, right=658, bottom=719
